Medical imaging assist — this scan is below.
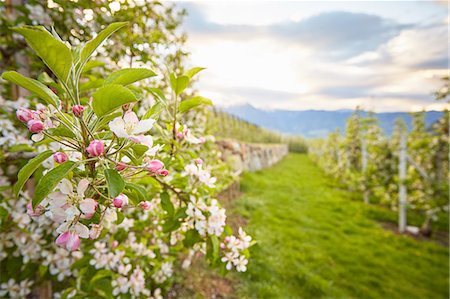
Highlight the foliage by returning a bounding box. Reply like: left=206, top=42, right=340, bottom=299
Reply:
left=209, top=109, right=308, bottom=153
left=0, top=23, right=253, bottom=299
left=309, top=107, right=449, bottom=232
left=233, top=154, right=448, bottom=299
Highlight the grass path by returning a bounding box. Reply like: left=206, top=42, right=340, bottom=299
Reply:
left=232, top=154, right=449, bottom=299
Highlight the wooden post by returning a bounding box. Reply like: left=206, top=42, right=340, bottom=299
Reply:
left=398, top=131, right=407, bottom=233
left=361, top=138, right=369, bottom=204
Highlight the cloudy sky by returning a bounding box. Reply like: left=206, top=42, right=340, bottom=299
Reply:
left=178, top=0, right=448, bottom=112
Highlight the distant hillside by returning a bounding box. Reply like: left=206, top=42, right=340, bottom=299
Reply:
left=221, top=104, right=443, bottom=138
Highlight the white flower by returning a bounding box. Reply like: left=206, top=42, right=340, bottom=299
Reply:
left=183, top=163, right=217, bottom=188
left=45, top=178, right=92, bottom=222
left=207, top=200, right=226, bottom=236
left=109, top=111, right=155, bottom=142
left=234, top=255, right=248, bottom=272
left=221, top=251, right=238, bottom=270
left=238, top=227, right=252, bottom=250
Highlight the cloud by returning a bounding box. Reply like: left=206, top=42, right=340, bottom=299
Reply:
left=183, top=4, right=411, bottom=59
left=181, top=2, right=448, bottom=112
left=269, top=12, right=411, bottom=59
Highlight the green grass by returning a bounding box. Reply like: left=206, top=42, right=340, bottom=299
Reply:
left=233, top=154, right=449, bottom=299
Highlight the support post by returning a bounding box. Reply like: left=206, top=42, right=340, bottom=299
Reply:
left=398, top=132, right=407, bottom=233
left=361, top=138, right=369, bottom=204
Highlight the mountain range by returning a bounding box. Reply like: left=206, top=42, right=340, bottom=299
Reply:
left=221, top=104, right=443, bottom=138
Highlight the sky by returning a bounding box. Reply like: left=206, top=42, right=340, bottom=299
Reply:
left=178, top=0, right=449, bottom=112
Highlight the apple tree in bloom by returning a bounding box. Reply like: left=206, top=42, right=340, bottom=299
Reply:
left=0, top=23, right=253, bottom=298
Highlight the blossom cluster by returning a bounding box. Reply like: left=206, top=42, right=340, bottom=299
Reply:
left=0, top=23, right=253, bottom=298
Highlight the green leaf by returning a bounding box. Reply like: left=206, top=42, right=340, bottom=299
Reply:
left=1, top=71, right=59, bottom=106
left=160, top=192, right=174, bottom=216
left=183, top=229, right=202, bottom=247
left=13, top=26, right=72, bottom=82
left=170, top=74, right=189, bottom=96
left=90, top=269, right=113, bottom=286
left=143, top=102, right=164, bottom=120
left=0, top=206, right=9, bottom=221
left=162, top=219, right=180, bottom=233
left=207, top=235, right=220, bottom=263
left=48, top=125, right=76, bottom=139
left=80, top=77, right=105, bottom=92
left=79, top=22, right=127, bottom=71
left=131, top=144, right=149, bottom=158
left=184, top=67, right=205, bottom=79
left=116, top=211, right=125, bottom=225
left=92, top=111, right=122, bottom=132
left=92, top=84, right=137, bottom=117
left=104, top=169, right=125, bottom=198
left=33, top=161, right=77, bottom=208
left=174, top=207, right=187, bottom=219
left=82, top=60, right=106, bottom=73
left=179, top=96, right=213, bottom=114
left=125, top=183, right=147, bottom=201
left=104, top=68, right=156, bottom=86
left=14, top=150, right=53, bottom=197
left=148, top=87, right=167, bottom=105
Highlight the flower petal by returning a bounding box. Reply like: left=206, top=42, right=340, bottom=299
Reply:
left=77, top=179, right=90, bottom=196
left=134, top=119, right=155, bottom=134
left=56, top=222, right=70, bottom=234
left=74, top=222, right=90, bottom=238
left=59, top=179, right=73, bottom=196
left=109, top=117, right=129, bottom=138
left=123, top=111, right=139, bottom=124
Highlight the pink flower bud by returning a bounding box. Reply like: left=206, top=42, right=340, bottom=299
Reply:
left=112, top=240, right=119, bottom=248
left=176, top=132, right=184, bottom=140
left=16, top=108, right=34, bottom=123
left=198, top=137, right=206, bottom=144
left=53, top=152, right=68, bottom=164
left=86, top=140, right=105, bottom=157
left=27, top=119, right=44, bottom=133
left=26, top=202, right=44, bottom=217
left=139, top=201, right=151, bottom=210
left=195, top=158, right=203, bottom=165
left=56, top=231, right=70, bottom=247
left=116, top=162, right=127, bottom=171
left=158, top=169, right=169, bottom=176
left=72, top=105, right=84, bottom=117
left=89, top=224, right=103, bottom=240
left=113, top=194, right=129, bottom=208
left=146, top=159, right=164, bottom=174
left=66, top=232, right=80, bottom=251
left=79, top=198, right=98, bottom=219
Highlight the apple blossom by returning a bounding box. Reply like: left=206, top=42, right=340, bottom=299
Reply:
left=27, top=119, right=44, bottom=133
left=2, top=23, right=254, bottom=299
left=16, top=108, right=35, bottom=123
left=72, top=105, right=84, bottom=117
left=145, top=159, right=164, bottom=174
left=89, top=224, right=103, bottom=240
left=158, top=169, right=169, bottom=176
left=56, top=231, right=80, bottom=251
left=113, top=194, right=129, bottom=208
left=26, top=202, right=44, bottom=217
left=79, top=198, right=97, bottom=219
left=116, top=162, right=128, bottom=171
left=139, top=201, right=151, bottom=210
left=109, top=110, right=155, bottom=143
left=86, top=140, right=105, bottom=157
left=53, top=152, right=68, bottom=164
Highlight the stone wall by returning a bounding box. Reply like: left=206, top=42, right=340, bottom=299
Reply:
left=216, top=139, right=289, bottom=173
